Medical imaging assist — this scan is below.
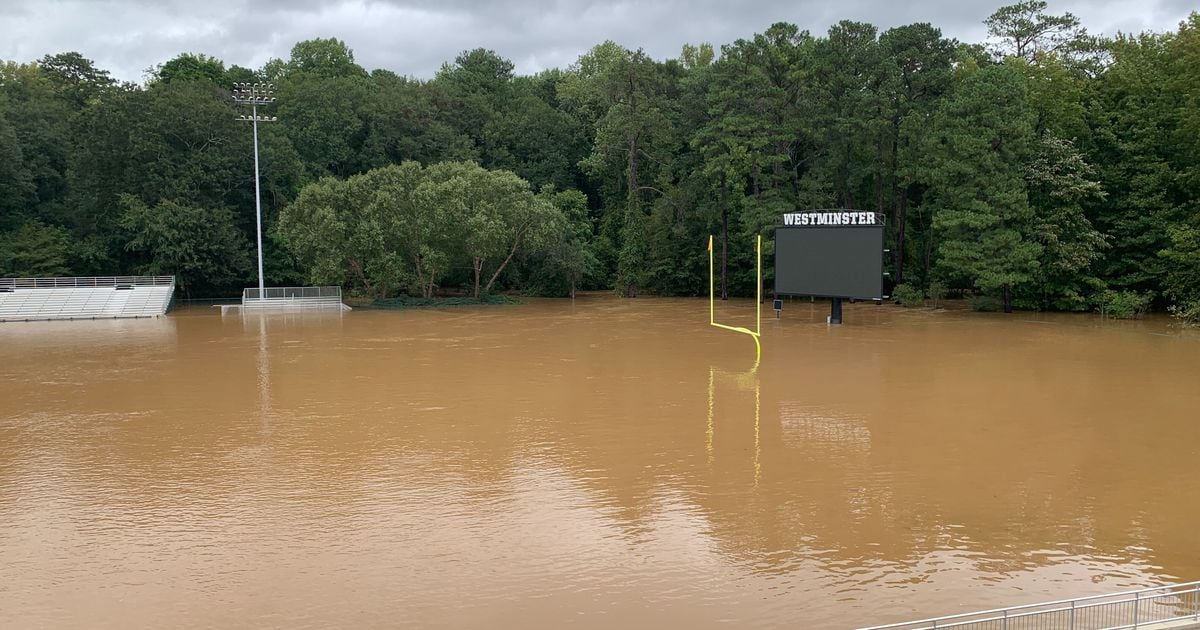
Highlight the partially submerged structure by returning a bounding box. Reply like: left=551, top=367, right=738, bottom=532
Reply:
left=0, top=276, right=175, bottom=322
left=220, top=286, right=349, bottom=315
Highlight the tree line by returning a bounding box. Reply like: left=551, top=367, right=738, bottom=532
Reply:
left=0, top=1, right=1197, bottom=318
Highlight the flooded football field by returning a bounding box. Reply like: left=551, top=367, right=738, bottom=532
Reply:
left=1, top=296, right=1198, bottom=628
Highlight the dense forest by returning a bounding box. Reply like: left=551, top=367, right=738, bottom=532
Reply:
left=0, top=1, right=1197, bottom=319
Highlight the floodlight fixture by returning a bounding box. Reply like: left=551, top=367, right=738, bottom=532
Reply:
left=232, top=82, right=277, bottom=296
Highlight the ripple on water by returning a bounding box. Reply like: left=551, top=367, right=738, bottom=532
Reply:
left=1, top=301, right=1198, bottom=628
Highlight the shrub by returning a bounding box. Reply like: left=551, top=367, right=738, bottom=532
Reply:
left=1095, top=290, right=1151, bottom=319
left=369, top=294, right=520, bottom=310
left=892, top=283, right=924, bottom=307
left=1169, top=299, right=1200, bottom=326
left=968, top=294, right=1002, bottom=312
left=928, top=282, right=948, bottom=308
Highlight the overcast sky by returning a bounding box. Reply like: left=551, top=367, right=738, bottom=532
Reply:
left=1, top=0, right=1195, bottom=83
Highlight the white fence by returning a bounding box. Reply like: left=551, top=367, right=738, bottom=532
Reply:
left=0, top=276, right=174, bottom=289
left=234, top=286, right=348, bottom=312
left=860, top=581, right=1200, bottom=630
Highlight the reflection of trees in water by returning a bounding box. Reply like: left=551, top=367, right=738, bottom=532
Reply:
left=680, top=329, right=1197, bottom=586
left=495, top=319, right=1199, bottom=587
left=13, top=302, right=1200, bottom=589
left=403, top=312, right=1194, bottom=585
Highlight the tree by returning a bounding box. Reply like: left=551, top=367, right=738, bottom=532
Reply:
left=66, top=85, right=136, bottom=247
left=482, top=75, right=588, bottom=190
left=277, top=164, right=418, bottom=297
left=1, top=62, right=73, bottom=226
left=1155, top=13, right=1200, bottom=308
left=1161, top=224, right=1200, bottom=306
left=360, top=71, right=477, bottom=168
left=420, top=162, right=562, bottom=298
left=266, top=38, right=376, bottom=180
left=277, top=72, right=374, bottom=178
left=431, top=49, right=513, bottom=167
left=985, top=0, right=1090, bottom=62
left=1024, top=133, right=1107, bottom=309
left=879, top=23, right=955, bottom=286
left=153, top=53, right=228, bottom=85
left=119, top=195, right=251, bottom=294
left=1085, top=32, right=1176, bottom=296
left=922, top=64, right=1041, bottom=312
left=278, top=162, right=565, bottom=299
left=0, top=97, right=35, bottom=229
left=570, top=45, right=678, bottom=296
left=280, top=38, right=367, bottom=78
left=809, top=21, right=887, bottom=212
left=694, top=23, right=810, bottom=298
left=680, top=43, right=715, bottom=69
left=523, top=187, right=598, bottom=297
left=36, top=51, right=114, bottom=109
left=0, top=221, right=72, bottom=277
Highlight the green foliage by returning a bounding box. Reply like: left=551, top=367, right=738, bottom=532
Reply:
left=0, top=221, right=72, bottom=277
left=277, top=162, right=565, bottom=299
left=891, top=283, right=924, bottom=307
left=0, top=62, right=72, bottom=227
left=567, top=43, right=679, bottom=296
left=280, top=38, right=367, bottom=78
left=984, top=0, right=1091, bottom=62
left=968, top=295, right=1003, bottom=312
left=482, top=78, right=587, bottom=190
left=519, top=187, right=599, bottom=297
left=921, top=63, right=1041, bottom=311
left=119, top=195, right=251, bottom=294
left=1087, top=32, right=1176, bottom=295
left=275, top=163, right=419, bottom=296
left=927, top=282, right=949, bottom=308
left=153, top=53, right=227, bottom=85
left=0, top=9, right=1197, bottom=316
left=680, top=43, right=715, bottom=69
left=1024, top=133, right=1107, bottom=310
left=125, top=81, right=250, bottom=204
left=1161, top=223, right=1200, bottom=304
left=0, top=103, right=35, bottom=227
left=1095, top=289, right=1152, bottom=319
left=420, top=161, right=563, bottom=297
left=36, top=52, right=114, bottom=109
left=1169, top=300, right=1200, bottom=326
left=277, top=72, right=374, bottom=178
left=360, top=72, right=476, bottom=168
left=368, top=294, right=520, bottom=309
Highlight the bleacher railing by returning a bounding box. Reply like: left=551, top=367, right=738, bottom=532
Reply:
left=859, top=580, right=1200, bottom=630
left=242, top=286, right=342, bottom=301
left=0, top=276, right=174, bottom=289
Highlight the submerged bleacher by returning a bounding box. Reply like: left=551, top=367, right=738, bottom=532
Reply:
left=0, top=276, right=175, bottom=322
left=220, top=286, right=349, bottom=315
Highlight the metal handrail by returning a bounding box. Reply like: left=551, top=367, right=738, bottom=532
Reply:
left=0, top=276, right=174, bottom=289
left=242, top=286, right=341, bottom=300
left=858, top=580, right=1200, bottom=630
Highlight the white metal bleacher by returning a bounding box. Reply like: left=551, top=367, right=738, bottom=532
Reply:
left=0, top=276, right=175, bottom=322
left=220, top=286, right=349, bottom=314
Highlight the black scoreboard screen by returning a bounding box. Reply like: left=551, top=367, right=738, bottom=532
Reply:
left=774, top=212, right=884, bottom=300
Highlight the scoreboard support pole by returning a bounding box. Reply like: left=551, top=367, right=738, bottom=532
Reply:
left=708, top=234, right=762, bottom=364
left=830, top=298, right=843, bottom=325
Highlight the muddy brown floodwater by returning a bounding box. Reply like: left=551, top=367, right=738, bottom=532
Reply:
left=1, top=296, right=1199, bottom=629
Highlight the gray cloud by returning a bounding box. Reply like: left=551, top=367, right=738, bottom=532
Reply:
left=0, top=0, right=1193, bottom=82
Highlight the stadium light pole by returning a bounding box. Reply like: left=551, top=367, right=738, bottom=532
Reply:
left=232, top=83, right=277, bottom=297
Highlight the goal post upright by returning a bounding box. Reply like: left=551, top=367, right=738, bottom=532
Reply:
left=708, top=234, right=762, bottom=364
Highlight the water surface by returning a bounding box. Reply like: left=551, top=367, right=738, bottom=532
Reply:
left=2, top=297, right=1198, bottom=628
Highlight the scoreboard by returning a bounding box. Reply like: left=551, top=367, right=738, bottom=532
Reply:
left=774, top=211, right=884, bottom=300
